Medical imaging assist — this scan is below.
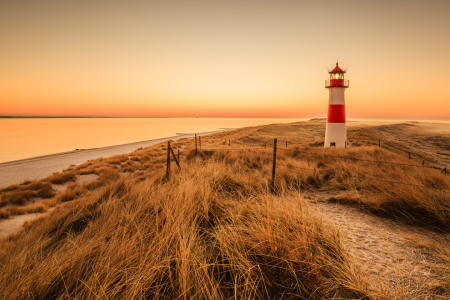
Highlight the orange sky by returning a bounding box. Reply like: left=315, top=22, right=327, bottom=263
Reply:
left=1, top=0, right=449, bottom=118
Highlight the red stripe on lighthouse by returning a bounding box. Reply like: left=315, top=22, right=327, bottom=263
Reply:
left=327, top=105, right=346, bottom=123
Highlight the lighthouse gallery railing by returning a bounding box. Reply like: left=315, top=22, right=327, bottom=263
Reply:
left=325, top=79, right=350, bottom=88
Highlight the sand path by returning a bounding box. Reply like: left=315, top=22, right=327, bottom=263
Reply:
left=0, top=208, right=54, bottom=239
left=307, top=191, right=448, bottom=297
left=0, top=131, right=223, bottom=188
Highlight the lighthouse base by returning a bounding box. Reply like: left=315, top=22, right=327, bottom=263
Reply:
left=324, top=123, right=347, bottom=148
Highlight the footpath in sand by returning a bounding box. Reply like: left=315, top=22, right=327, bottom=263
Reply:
left=306, top=190, right=449, bottom=297
left=0, top=210, right=54, bottom=239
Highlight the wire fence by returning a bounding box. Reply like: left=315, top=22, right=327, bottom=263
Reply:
left=185, top=135, right=447, bottom=171
left=165, top=136, right=449, bottom=192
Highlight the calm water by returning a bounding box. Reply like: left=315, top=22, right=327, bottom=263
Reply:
left=0, top=117, right=306, bottom=163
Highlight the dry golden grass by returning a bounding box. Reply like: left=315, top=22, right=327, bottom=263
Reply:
left=195, top=123, right=450, bottom=230
left=0, top=190, right=35, bottom=206
left=0, top=155, right=377, bottom=299
left=0, top=209, right=10, bottom=219
left=44, top=171, right=77, bottom=184
left=311, top=146, right=450, bottom=230
left=0, top=181, right=55, bottom=207
left=5, top=204, right=47, bottom=215
left=1, top=121, right=449, bottom=297
left=56, top=183, right=88, bottom=203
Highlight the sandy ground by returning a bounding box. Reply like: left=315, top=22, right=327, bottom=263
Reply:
left=0, top=131, right=223, bottom=188
left=306, top=192, right=448, bottom=297
left=0, top=208, right=54, bottom=239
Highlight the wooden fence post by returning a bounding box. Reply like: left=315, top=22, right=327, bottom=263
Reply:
left=409, top=152, right=411, bottom=159
left=272, top=139, right=277, bottom=186
left=178, top=150, right=180, bottom=162
left=199, top=136, right=201, bottom=150
left=166, top=141, right=171, bottom=178
left=345, top=141, right=347, bottom=148
left=169, top=144, right=181, bottom=170
left=422, top=160, right=425, bottom=167
left=195, top=134, right=198, bottom=155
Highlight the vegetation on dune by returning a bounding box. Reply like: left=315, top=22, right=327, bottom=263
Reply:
left=0, top=155, right=375, bottom=299
left=44, top=171, right=77, bottom=184
left=0, top=121, right=450, bottom=297
left=0, top=181, right=55, bottom=209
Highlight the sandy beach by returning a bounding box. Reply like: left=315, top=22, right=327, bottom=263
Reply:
left=0, top=130, right=223, bottom=188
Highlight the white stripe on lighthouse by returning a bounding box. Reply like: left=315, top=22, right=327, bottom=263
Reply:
left=328, top=88, right=345, bottom=105
left=325, top=87, right=347, bottom=148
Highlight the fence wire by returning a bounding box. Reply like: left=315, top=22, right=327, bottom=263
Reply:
left=168, top=136, right=448, bottom=192
left=276, top=147, right=445, bottom=171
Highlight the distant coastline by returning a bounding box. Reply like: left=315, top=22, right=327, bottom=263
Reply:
left=0, top=116, right=304, bottom=119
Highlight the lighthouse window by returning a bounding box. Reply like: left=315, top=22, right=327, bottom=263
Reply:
left=339, top=73, right=344, bottom=79
left=334, top=74, right=339, bottom=79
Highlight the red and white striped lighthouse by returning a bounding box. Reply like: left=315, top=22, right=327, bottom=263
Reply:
left=324, top=62, right=349, bottom=148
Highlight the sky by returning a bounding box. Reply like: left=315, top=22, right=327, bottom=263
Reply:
left=1, top=0, right=449, bottom=118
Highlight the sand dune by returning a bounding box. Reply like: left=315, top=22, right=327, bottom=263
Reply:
left=0, top=131, right=223, bottom=188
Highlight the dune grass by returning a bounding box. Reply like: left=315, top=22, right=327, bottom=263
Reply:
left=0, top=153, right=377, bottom=299
left=196, top=125, right=450, bottom=231
left=0, top=181, right=55, bottom=207
left=0, top=121, right=449, bottom=297
left=44, top=171, right=77, bottom=184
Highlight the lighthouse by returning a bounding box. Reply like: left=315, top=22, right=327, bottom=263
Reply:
left=324, top=62, right=349, bottom=148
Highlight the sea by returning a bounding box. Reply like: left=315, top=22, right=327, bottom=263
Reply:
left=1, top=117, right=449, bottom=164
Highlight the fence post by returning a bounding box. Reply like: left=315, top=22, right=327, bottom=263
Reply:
left=422, top=160, right=425, bottom=167
left=199, top=136, right=201, bottom=150
left=409, top=152, right=411, bottom=159
left=195, top=134, right=198, bottom=155
left=169, top=144, right=181, bottom=170
left=178, top=149, right=180, bottom=162
left=272, top=139, right=277, bottom=187
left=345, top=141, right=347, bottom=148
left=166, top=141, right=171, bottom=178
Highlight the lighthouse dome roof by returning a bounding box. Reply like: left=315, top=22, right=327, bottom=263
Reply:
left=329, top=63, right=345, bottom=73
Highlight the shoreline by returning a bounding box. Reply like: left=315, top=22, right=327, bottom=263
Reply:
left=0, top=130, right=225, bottom=188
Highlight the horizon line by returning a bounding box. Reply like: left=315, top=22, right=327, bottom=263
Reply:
left=1, top=116, right=450, bottom=119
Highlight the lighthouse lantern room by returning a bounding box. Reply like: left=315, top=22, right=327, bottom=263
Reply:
left=324, top=62, right=349, bottom=148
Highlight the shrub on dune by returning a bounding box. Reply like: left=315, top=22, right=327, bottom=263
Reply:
left=44, top=171, right=76, bottom=185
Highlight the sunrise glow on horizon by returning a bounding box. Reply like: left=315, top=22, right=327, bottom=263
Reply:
left=1, top=0, right=449, bottom=118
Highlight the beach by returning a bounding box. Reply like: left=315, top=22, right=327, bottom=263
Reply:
left=0, top=131, right=223, bottom=188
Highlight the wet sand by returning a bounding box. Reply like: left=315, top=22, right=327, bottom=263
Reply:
left=0, top=131, right=223, bottom=188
